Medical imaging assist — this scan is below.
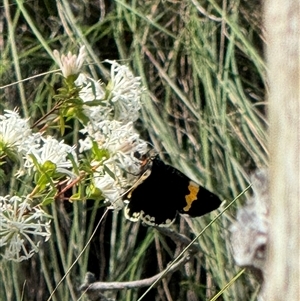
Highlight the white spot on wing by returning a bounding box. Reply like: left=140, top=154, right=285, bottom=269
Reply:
left=140, top=211, right=176, bottom=227
left=124, top=205, right=141, bottom=222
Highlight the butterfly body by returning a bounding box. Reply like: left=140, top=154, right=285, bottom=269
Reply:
left=124, top=156, right=221, bottom=227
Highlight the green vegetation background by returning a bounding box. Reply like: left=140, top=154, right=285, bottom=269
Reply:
left=0, top=0, right=267, bottom=300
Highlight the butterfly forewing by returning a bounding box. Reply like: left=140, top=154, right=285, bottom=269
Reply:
left=124, top=156, right=221, bottom=227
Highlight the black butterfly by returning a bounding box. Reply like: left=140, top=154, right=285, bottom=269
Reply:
left=124, top=155, right=222, bottom=227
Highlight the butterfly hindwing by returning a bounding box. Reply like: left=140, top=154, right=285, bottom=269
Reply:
left=124, top=156, right=221, bottom=227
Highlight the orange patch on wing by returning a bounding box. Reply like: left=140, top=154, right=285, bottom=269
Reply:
left=183, top=182, right=200, bottom=212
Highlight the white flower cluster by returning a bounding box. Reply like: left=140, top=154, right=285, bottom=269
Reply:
left=0, top=109, right=77, bottom=179
left=106, top=59, right=143, bottom=123
left=0, top=196, right=51, bottom=262
left=24, top=136, right=78, bottom=179
left=0, top=109, right=39, bottom=156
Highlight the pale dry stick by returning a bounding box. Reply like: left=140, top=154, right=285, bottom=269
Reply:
left=80, top=254, right=191, bottom=301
